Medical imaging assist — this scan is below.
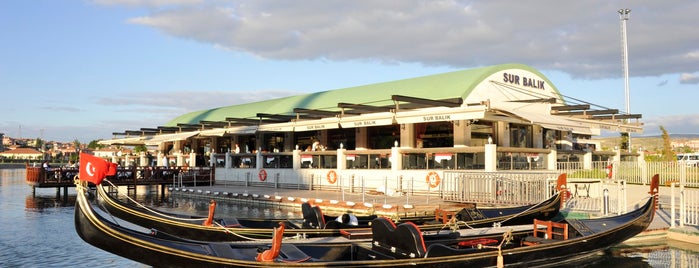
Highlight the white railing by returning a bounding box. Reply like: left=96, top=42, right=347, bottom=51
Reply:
left=671, top=182, right=699, bottom=227
left=564, top=179, right=627, bottom=215
left=440, top=171, right=559, bottom=205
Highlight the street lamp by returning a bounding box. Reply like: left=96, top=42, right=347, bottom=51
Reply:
left=618, top=8, right=631, bottom=152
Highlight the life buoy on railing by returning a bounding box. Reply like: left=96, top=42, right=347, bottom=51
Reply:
left=258, top=169, right=268, bottom=182
left=327, top=170, right=337, bottom=184
left=426, top=171, right=441, bottom=188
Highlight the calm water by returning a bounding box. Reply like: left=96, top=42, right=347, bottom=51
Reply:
left=1, top=168, right=697, bottom=267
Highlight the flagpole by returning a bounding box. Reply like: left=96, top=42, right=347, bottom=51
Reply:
left=618, top=8, right=632, bottom=152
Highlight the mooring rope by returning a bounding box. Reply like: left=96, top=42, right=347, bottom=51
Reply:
left=99, top=178, right=269, bottom=241
left=101, top=179, right=205, bottom=222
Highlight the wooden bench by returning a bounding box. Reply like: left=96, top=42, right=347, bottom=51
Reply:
left=521, top=219, right=568, bottom=246
left=435, top=208, right=454, bottom=224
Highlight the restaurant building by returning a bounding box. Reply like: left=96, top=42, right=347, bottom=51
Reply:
left=100, top=63, right=642, bottom=193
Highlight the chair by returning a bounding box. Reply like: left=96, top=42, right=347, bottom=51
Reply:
left=521, top=219, right=568, bottom=246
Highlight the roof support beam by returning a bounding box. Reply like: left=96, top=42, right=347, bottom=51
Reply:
left=198, top=120, right=231, bottom=128
left=554, top=109, right=619, bottom=116
left=177, top=123, right=203, bottom=129
left=510, top=97, right=558, bottom=103
left=225, top=117, right=264, bottom=125
left=550, top=104, right=591, bottom=111
left=592, top=114, right=643, bottom=120
left=391, top=95, right=463, bottom=108
left=256, top=113, right=296, bottom=122
left=338, top=102, right=392, bottom=113
left=293, top=108, right=340, bottom=117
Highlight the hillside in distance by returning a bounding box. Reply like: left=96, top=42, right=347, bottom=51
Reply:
left=593, top=134, right=699, bottom=152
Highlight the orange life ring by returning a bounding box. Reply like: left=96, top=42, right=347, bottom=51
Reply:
left=258, top=169, right=268, bottom=182
left=426, top=171, right=441, bottom=188
left=327, top=170, right=338, bottom=184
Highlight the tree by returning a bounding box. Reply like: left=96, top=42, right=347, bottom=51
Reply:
left=660, top=126, right=675, bottom=162
left=134, top=144, right=148, bottom=153
left=88, top=140, right=104, bottom=150
left=619, top=132, right=629, bottom=151
left=73, top=139, right=81, bottom=151
left=35, top=138, right=44, bottom=150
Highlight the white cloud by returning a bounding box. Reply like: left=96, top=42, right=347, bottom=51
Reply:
left=643, top=114, right=699, bottom=135
left=96, top=89, right=301, bottom=117
left=680, top=73, right=699, bottom=84
left=100, top=0, right=699, bottom=79
left=91, top=0, right=202, bottom=8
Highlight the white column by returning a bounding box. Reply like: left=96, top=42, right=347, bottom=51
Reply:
left=583, top=151, right=592, bottom=170
left=139, top=152, right=147, bottom=167
left=484, top=144, right=497, bottom=172
left=391, top=146, right=401, bottom=171
left=546, top=150, right=557, bottom=170
left=337, top=148, right=346, bottom=170
left=293, top=149, right=301, bottom=170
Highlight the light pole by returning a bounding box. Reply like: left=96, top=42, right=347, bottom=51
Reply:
left=618, top=8, right=631, bottom=152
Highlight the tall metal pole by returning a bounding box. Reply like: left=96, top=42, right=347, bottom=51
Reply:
left=618, top=8, right=631, bottom=152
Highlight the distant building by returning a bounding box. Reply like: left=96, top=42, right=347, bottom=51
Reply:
left=672, top=139, right=699, bottom=152
left=0, top=147, right=44, bottom=161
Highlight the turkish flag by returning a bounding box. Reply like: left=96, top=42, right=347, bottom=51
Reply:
left=79, top=153, right=116, bottom=185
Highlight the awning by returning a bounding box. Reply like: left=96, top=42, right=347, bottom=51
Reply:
left=98, top=137, right=146, bottom=146
left=395, top=106, right=487, bottom=124
left=198, top=128, right=227, bottom=137
left=227, top=125, right=259, bottom=134
left=293, top=117, right=340, bottom=132
left=491, top=102, right=593, bottom=135
left=144, top=131, right=200, bottom=145
left=567, top=118, right=643, bottom=134
left=257, top=122, right=294, bottom=132
left=339, top=112, right=396, bottom=128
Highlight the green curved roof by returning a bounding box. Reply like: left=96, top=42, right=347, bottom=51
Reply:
left=166, top=63, right=560, bottom=126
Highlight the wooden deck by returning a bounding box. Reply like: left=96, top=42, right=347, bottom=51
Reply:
left=25, top=165, right=214, bottom=198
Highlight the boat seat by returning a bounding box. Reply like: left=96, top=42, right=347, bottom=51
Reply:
left=371, top=217, right=397, bottom=249
left=219, top=217, right=242, bottom=228
left=454, top=207, right=486, bottom=222
left=522, top=219, right=568, bottom=246
left=301, top=202, right=325, bottom=229
left=278, top=244, right=312, bottom=263
left=424, top=243, right=482, bottom=258
left=372, top=219, right=427, bottom=259
left=256, top=222, right=285, bottom=262
left=313, top=206, right=326, bottom=228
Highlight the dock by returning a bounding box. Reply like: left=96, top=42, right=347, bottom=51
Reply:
left=25, top=165, right=214, bottom=200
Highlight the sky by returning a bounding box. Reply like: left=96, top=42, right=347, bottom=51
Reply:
left=1, top=0, right=698, bottom=143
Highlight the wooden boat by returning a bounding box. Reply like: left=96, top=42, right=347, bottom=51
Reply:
left=94, top=173, right=564, bottom=241
left=74, top=174, right=659, bottom=267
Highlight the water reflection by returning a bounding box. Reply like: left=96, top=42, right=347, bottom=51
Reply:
left=24, top=195, right=75, bottom=211
left=103, top=186, right=305, bottom=220
left=607, top=240, right=699, bottom=268
left=5, top=167, right=699, bottom=268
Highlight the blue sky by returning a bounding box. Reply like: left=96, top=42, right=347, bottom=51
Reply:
left=1, top=0, right=698, bottom=143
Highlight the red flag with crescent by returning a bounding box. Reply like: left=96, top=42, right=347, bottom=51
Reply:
left=79, top=153, right=117, bottom=185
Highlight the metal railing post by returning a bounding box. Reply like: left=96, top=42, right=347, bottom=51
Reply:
left=671, top=182, right=676, bottom=227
